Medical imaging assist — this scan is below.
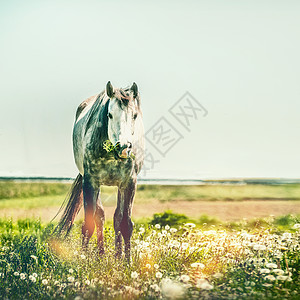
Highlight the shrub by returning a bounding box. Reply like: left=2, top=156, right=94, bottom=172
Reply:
left=149, top=210, right=188, bottom=226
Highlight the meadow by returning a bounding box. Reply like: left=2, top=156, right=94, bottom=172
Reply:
left=0, top=181, right=299, bottom=299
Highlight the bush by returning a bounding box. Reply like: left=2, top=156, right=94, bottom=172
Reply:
left=149, top=210, right=188, bottom=226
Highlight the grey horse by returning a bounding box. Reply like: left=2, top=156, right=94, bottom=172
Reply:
left=55, top=81, right=144, bottom=260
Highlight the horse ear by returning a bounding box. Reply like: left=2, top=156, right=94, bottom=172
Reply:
left=130, top=82, right=138, bottom=98
left=106, top=81, right=114, bottom=98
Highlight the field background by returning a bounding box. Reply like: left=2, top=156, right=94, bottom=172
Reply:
left=1, top=180, right=300, bottom=223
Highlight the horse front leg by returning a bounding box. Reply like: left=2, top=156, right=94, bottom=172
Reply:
left=81, top=175, right=98, bottom=250
left=120, top=179, right=136, bottom=262
left=114, top=189, right=123, bottom=259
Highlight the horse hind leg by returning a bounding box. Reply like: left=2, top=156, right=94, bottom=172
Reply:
left=114, top=189, right=123, bottom=259
left=81, top=175, right=97, bottom=250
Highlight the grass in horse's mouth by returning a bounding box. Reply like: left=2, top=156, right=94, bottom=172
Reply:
left=103, top=140, right=135, bottom=159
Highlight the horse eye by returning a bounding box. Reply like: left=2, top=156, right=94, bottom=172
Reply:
left=108, top=113, right=113, bottom=119
left=133, top=113, right=138, bottom=120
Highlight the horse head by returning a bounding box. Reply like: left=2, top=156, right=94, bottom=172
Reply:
left=105, top=81, right=140, bottom=159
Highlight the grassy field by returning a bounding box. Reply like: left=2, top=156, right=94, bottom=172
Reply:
left=0, top=215, right=299, bottom=299
left=0, top=181, right=300, bottom=222
left=0, top=181, right=300, bottom=299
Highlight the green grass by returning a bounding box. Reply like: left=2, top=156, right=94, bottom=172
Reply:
left=0, top=215, right=299, bottom=299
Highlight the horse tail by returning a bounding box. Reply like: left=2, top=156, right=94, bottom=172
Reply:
left=53, top=174, right=83, bottom=236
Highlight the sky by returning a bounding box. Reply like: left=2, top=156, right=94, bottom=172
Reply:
left=0, top=0, right=300, bottom=179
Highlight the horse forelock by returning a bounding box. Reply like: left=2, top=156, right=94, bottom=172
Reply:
left=113, top=88, right=140, bottom=110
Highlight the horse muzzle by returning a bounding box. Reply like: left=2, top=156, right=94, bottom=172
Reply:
left=115, top=142, right=132, bottom=159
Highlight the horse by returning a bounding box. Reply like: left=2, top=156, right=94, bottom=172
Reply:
left=55, top=81, right=144, bottom=260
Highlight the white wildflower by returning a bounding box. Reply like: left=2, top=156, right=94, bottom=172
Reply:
left=20, top=273, right=26, bottom=280
left=185, top=223, right=196, bottom=228
left=253, top=244, right=266, bottom=251
left=155, top=224, right=161, bottom=229
left=131, top=271, right=138, bottom=279
left=259, top=269, right=270, bottom=274
left=266, top=263, right=277, bottom=269
left=139, top=227, right=145, bottom=234
left=68, top=276, right=75, bottom=282
left=292, top=223, right=300, bottom=229
left=154, top=264, right=159, bottom=269
left=30, top=255, right=38, bottom=262
left=273, top=269, right=284, bottom=275
left=170, top=228, right=177, bottom=233
left=14, top=272, right=19, bottom=276
left=29, top=275, right=36, bottom=282
left=181, top=243, right=189, bottom=250
left=213, top=272, right=223, bottom=279
left=165, top=225, right=170, bottom=230
left=277, top=275, right=288, bottom=281
left=156, top=271, right=163, bottom=279
left=180, top=274, right=190, bottom=283
left=196, top=279, right=213, bottom=290
left=42, top=279, right=48, bottom=285
left=69, top=268, right=74, bottom=274
left=161, top=278, right=185, bottom=299
left=191, top=262, right=205, bottom=269
left=80, top=254, right=86, bottom=260
left=85, top=280, right=90, bottom=285
left=265, top=275, right=276, bottom=281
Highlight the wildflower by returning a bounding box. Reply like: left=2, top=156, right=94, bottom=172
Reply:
left=68, top=276, right=75, bottom=282
left=165, top=225, right=170, bottom=230
left=32, top=273, right=38, bottom=277
left=54, top=281, right=60, bottom=285
left=154, top=264, right=159, bottom=269
left=156, top=271, right=163, bottom=279
left=265, top=275, right=276, bottom=281
left=191, top=262, right=205, bottom=269
left=75, top=282, right=80, bottom=287
left=170, top=228, right=177, bottom=233
left=180, top=274, right=190, bottom=283
left=14, top=272, right=19, bottom=276
left=259, top=269, right=270, bottom=274
left=20, top=273, right=26, bottom=280
left=131, top=271, right=139, bottom=279
left=80, top=254, right=86, bottom=259
left=161, top=278, right=185, bottom=299
left=185, top=223, right=196, bottom=228
left=273, top=269, right=284, bottom=275
left=155, top=224, right=161, bottom=229
left=30, top=255, right=38, bottom=262
left=277, top=275, right=288, bottom=281
left=213, top=272, right=223, bottom=279
left=181, top=243, right=189, bottom=250
left=74, top=297, right=83, bottom=300
left=150, top=283, right=160, bottom=292
left=69, top=268, right=74, bottom=274
left=262, top=283, right=272, bottom=287
left=29, top=275, right=36, bottom=283
left=145, top=264, right=151, bottom=269
left=282, top=232, right=292, bottom=239
left=292, top=223, right=300, bottom=229
left=266, top=263, right=277, bottom=269
left=196, top=279, right=213, bottom=290
left=139, top=227, right=145, bottom=234
left=85, top=280, right=90, bottom=285
left=42, top=279, right=48, bottom=285
left=253, top=244, right=266, bottom=251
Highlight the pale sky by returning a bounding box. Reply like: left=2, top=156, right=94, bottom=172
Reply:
left=0, top=0, right=300, bottom=179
